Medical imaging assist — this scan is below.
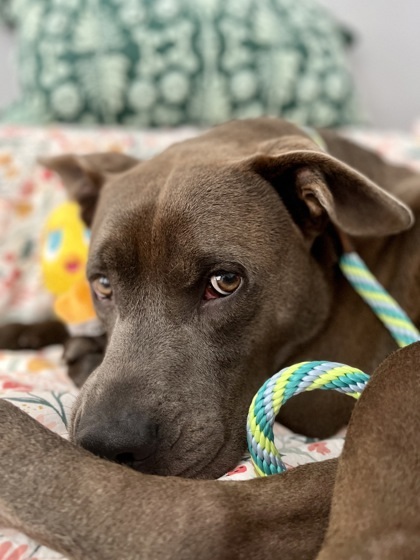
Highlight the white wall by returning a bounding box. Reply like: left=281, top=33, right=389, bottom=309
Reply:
left=319, top=0, right=420, bottom=129
left=1, top=2, right=420, bottom=129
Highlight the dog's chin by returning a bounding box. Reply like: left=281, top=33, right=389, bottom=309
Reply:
left=135, top=459, right=234, bottom=480
left=139, top=440, right=245, bottom=480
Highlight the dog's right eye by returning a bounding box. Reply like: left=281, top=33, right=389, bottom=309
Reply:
left=204, top=272, right=242, bottom=300
left=92, top=276, right=113, bottom=300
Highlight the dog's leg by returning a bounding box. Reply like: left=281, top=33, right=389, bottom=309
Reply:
left=317, top=342, right=420, bottom=559
left=0, top=320, right=105, bottom=386
left=0, top=399, right=335, bottom=560
left=63, top=334, right=106, bottom=387
left=0, top=320, right=69, bottom=350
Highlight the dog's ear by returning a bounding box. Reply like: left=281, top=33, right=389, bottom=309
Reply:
left=245, top=136, right=413, bottom=241
left=39, top=152, right=140, bottom=226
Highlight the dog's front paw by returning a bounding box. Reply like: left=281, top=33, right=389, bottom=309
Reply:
left=0, top=321, right=68, bottom=350
left=63, top=335, right=106, bottom=387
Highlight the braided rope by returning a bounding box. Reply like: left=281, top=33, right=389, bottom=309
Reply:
left=247, top=361, right=369, bottom=476
left=339, top=252, right=420, bottom=347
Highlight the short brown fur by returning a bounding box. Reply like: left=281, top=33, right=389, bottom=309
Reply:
left=1, top=118, right=420, bottom=557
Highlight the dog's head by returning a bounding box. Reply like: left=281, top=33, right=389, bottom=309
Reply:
left=41, top=119, right=412, bottom=478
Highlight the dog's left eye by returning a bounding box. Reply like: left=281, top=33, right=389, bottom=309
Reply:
left=92, top=276, right=113, bottom=300
left=204, top=272, right=242, bottom=300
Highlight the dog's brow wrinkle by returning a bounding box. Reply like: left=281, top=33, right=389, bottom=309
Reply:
left=86, top=254, right=105, bottom=277
left=89, top=237, right=141, bottom=283
left=149, top=167, right=179, bottom=261
left=87, top=245, right=115, bottom=276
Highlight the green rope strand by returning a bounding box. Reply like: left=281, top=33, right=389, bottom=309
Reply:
left=339, top=252, right=420, bottom=347
left=247, top=361, right=368, bottom=476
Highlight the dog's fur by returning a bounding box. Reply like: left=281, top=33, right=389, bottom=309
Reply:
left=1, top=117, right=420, bottom=557
left=1, top=343, right=420, bottom=559
left=44, top=119, right=419, bottom=477
left=318, top=343, right=420, bottom=560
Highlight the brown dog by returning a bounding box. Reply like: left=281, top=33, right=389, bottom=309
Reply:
left=0, top=118, right=419, bottom=481
left=1, top=342, right=420, bottom=558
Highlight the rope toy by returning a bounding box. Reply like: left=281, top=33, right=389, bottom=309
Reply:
left=340, top=252, right=419, bottom=347
left=247, top=361, right=369, bottom=476
left=247, top=251, right=420, bottom=477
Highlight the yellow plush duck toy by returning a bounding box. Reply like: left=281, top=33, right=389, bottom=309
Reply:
left=41, top=201, right=102, bottom=336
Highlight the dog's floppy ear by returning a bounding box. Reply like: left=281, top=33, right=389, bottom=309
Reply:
left=245, top=136, right=413, bottom=240
left=39, top=152, right=140, bottom=226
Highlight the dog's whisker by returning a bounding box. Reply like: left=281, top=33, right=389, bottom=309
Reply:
left=167, top=429, right=182, bottom=452
left=171, top=437, right=226, bottom=479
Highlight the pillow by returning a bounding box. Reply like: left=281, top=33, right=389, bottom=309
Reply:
left=0, top=0, right=362, bottom=127
left=0, top=0, right=12, bottom=26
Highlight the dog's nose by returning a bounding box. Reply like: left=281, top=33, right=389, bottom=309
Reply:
left=75, top=412, right=158, bottom=469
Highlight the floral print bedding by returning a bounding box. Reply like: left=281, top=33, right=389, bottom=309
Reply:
left=1, top=123, right=420, bottom=559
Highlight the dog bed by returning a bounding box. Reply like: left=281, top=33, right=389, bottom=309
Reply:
left=1, top=123, right=420, bottom=559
